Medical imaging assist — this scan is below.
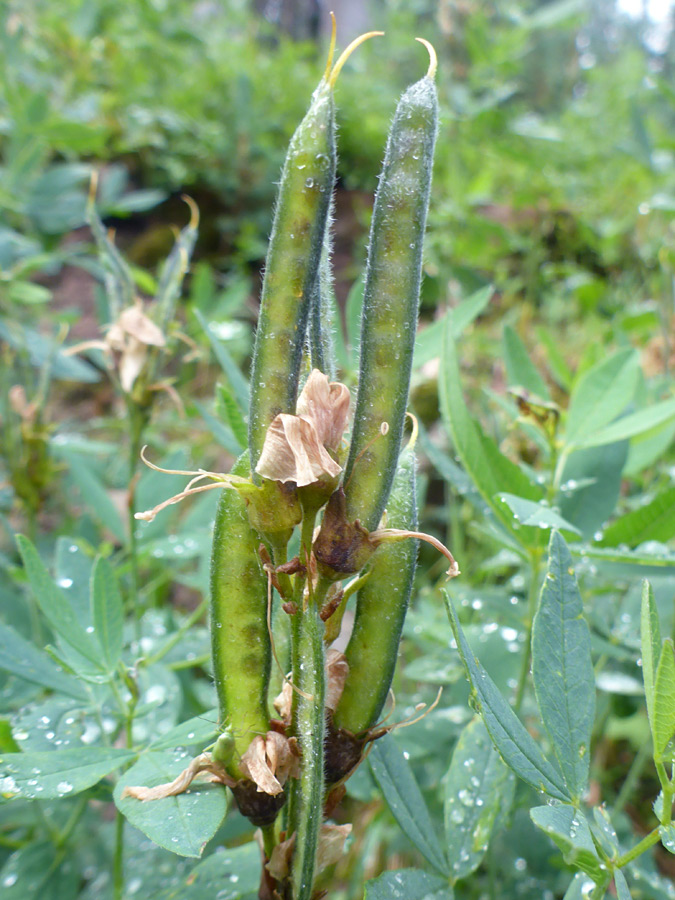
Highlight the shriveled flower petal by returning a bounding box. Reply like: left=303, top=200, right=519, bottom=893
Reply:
left=118, top=305, right=166, bottom=347
left=255, top=413, right=342, bottom=487
left=297, top=368, right=350, bottom=452
left=121, top=753, right=231, bottom=801
left=325, top=649, right=349, bottom=712
left=239, top=731, right=299, bottom=796
left=266, top=833, right=295, bottom=880
left=317, top=823, right=352, bottom=871
left=119, top=337, right=148, bottom=392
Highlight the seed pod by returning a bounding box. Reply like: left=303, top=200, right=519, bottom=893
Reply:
left=248, top=76, right=336, bottom=476
left=248, top=29, right=382, bottom=476
left=343, top=43, right=438, bottom=531
left=210, top=453, right=270, bottom=773
left=307, top=200, right=337, bottom=381
left=328, top=450, right=417, bottom=774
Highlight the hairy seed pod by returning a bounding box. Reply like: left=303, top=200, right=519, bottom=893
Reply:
left=248, top=80, right=336, bottom=475
left=210, top=453, right=270, bottom=772
left=307, top=199, right=337, bottom=381
left=333, top=449, right=418, bottom=738
left=344, top=48, right=438, bottom=531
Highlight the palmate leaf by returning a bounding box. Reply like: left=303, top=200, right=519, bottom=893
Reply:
left=600, top=486, right=675, bottom=548
left=653, top=640, right=675, bottom=760
left=91, top=556, right=124, bottom=672
left=564, top=348, right=640, bottom=446
left=0, top=747, right=135, bottom=798
left=530, top=805, right=607, bottom=884
left=532, top=532, right=595, bottom=802
left=0, top=621, right=88, bottom=700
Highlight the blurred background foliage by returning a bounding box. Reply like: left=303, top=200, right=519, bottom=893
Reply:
left=1, top=0, right=675, bottom=897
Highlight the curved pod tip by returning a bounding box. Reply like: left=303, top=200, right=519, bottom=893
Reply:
left=415, top=37, right=437, bottom=79
left=322, top=12, right=338, bottom=83
left=328, top=29, right=384, bottom=88
left=181, top=194, right=200, bottom=229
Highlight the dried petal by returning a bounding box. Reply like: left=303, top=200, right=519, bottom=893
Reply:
left=121, top=753, right=230, bottom=801
left=118, top=305, right=166, bottom=347
left=297, top=369, right=350, bottom=452
left=118, top=336, right=148, bottom=392
left=266, top=833, right=295, bottom=880
left=239, top=731, right=298, bottom=796
left=317, top=823, right=352, bottom=871
left=255, top=414, right=341, bottom=487
left=325, top=649, right=349, bottom=712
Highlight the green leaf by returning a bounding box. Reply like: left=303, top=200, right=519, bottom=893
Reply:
left=0, top=621, right=88, bottom=700
left=8, top=280, right=52, bottom=304
left=536, top=326, right=573, bottom=389
left=444, top=592, right=570, bottom=802
left=369, top=734, right=449, bottom=875
left=563, top=872, right=607, bottom=900
left=115, top=750, right=228, bottom=858
left=532, top=532, right=595, bottom=802
left=613, top=869, right=631, bottom=900
left=653, top=639, right=675, bottom=759
left=0, top=841, right=79, bottom=900
left=641, top=581, right=661, bottom=736
left=565, top=349, right=640, bottom=446
left=216, top=382, right=248, bottom=449
left=61, top=456, right=126, bottom=542
left=16, top=535, right=103, bottom=668
left=571, top=543, right=675, bottom=571
left=444, top=716, right=513, bottom=880
left=530, top=805, right=607, bottom=883
left=659, top=825, right=675, bottom=855
left=151, top=842, right=261, bottom=899
left=502, top=325, right=550, bottom=399
left=148, top=709, right=219, bottom=751
left=0, top=747, right=134, bottom=798
left=194, top=308, right=249, bottom=411
left=345, top=273, right=365, bottom=366
left=414, top=286, right=493, bottom=368
left=91, top=557, right=123, bottom=671
left=440, top=324, right=542, bottom=543
left=600, top=487, right=675, bottom=548
left=558, top=442, right=628, bottom=540
left=194, top=400, right=242, bottom=457
left=575, top=397, right=675, bottom=449
left=365, top=869, right=453, bottom=900
left=498, top=494, right=581, bottom=536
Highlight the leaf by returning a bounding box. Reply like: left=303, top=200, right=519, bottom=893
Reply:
left=91, top=557, right=124, bottom=671
left=558, top=442, right=628, bottom=540
left=414, top=286, right=493, bottom=368
left=532, top=532, right=595, bottom=802
left=15, top=535, right=103, bottom=668
left=641, top=581, right=661, bottom=737
left=498, top=494, right=581, bottom=536
left=194, top=308, right=249, bottom=411
left=660, top=825, right=675, bottom=855
left=576, top=397, right=675, bottom=449
left=148, top=709, right=219, bottom=751
left=194, top=401, right=242, bottom=457
left=369, top=734, right=449, bottom=875
left=0, top=621, right=88, bottom=700
left=563, top=872, right=606, bottom=900
left=8, top=280, right=52, bottom=305
left=444, top=592, right=570, bottom=802
left=536, top=326, right=573, bottom=389
left=0, top=747, right=134, bottom=798
left=151, top=843, right=261, bottom=899
left=571, top=543, right=675, bottom=571
left=653, top=639, right=675, bottom=760
left=216, top=382, right=248, bottom=449
left=365, top=869, right=454, bottom=900
left=530, top=805, right=607, bottom=883
left=61, top=456, right=126, bottom=542
left=564, top=349, right=640, bottom=446
left=502, top=325, right=550, bottom=399
left=115, top=750, right=228, bottom=858
left=0, top=841, right=79, bottom=900
left=444, top=716, right=513, bottom=880
left=600, top=487, right=675, bottom=548
left=345, top=273, right=365, bottom=365
left=440, top=324, right=542, bottom=543
left=613, top=869, right=632, bottom=900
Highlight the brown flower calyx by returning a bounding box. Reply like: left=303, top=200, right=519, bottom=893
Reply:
left=255, top=369, right=350, bottom=488
left=273, top=650, right=349, bottom=726
left=313, top=488, right=378, bottom=579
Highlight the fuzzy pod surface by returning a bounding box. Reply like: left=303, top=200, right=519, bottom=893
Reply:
left=210, top=453, right=270, bottom=770
left=344, top=71, right=437, bottom=531
left=333, top=450, right=418, bottom=736
left=248, top=81, right=336, bottom=474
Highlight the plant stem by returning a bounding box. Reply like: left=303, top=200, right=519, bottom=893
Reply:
left=126, top=399, right=145, bottom=642
left=615, top=826, right=662, bottom=868
left=145, top=598, right=208, bottom=666
left=112, top=810, right=125, bottom=900
left=514, top=551, right=542, bottom=713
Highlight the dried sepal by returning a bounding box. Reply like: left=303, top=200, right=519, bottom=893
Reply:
left=325, top=649, right=349, bottom=712
left=266, top=824, right=352, bottom=880
left=239, top=732, right=300, bottom=796
left=120, top=752, right=232, bottom=802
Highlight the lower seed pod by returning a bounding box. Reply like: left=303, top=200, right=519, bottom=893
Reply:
left=210, top=453, right=271, bottom=777
left=328, top=450, right=418, bottom=778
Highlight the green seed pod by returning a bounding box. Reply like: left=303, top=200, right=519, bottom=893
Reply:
left=248, top=78, right=337, bottom=475
left=210, top=453, right=270, bottom=772
left=344, top=45, right=438, bottom=531
left=328, top=451, right=417, bottom=769
left=307, top=200, right=337, bottom=381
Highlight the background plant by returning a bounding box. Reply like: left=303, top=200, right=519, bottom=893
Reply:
left=0, top=1, right=674, bottom=898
